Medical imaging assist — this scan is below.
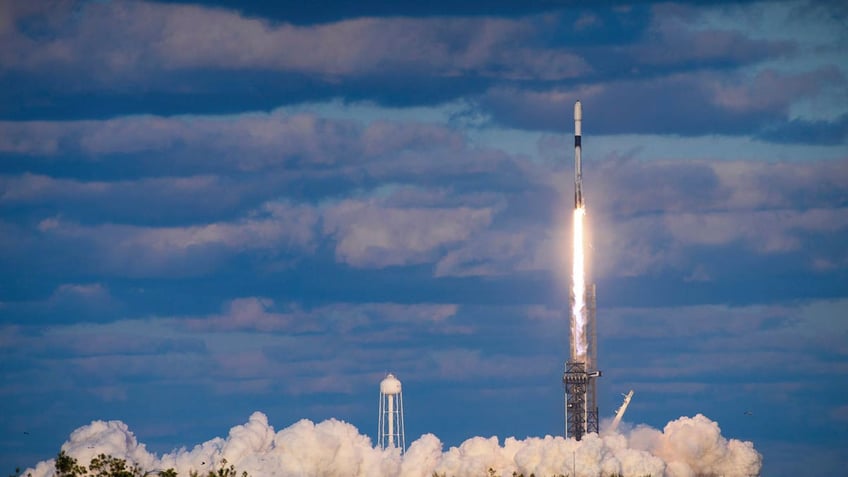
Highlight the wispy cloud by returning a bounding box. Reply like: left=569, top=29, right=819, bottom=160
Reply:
left=27, top=201, right=318, bottom=276
left=324, top=199, right=494, bottom=268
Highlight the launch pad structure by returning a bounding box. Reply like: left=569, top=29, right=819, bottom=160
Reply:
left=564, top=284, right=600, bottom=440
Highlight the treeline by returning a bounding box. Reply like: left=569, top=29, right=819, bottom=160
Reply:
left=9, top=452, right=249, bottom=477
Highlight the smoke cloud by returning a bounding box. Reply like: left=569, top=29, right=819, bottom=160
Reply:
left=24, top=412, right=761, bottom=477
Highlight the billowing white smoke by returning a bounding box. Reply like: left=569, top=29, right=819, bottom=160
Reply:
left=25, top=412, right=761, bottom=477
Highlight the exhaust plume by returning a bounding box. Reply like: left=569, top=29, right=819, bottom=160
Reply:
left=571, top=205, right=587, bottom=361
left=24, top=412, right=761, bottom=477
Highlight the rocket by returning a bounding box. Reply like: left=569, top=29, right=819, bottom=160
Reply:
left=574, top=100, right=584, bottom=209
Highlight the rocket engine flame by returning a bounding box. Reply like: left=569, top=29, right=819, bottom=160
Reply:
left=571, top=206, right=587, bottom=361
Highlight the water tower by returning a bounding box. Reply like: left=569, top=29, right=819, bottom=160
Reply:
left=378, top=373, right=405, bottom=452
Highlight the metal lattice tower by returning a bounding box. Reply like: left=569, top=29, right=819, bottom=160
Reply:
left=564, top=284, right=601, bottom=440
left=564, top=361, right=588, bottom=440
left=586, top=284, right=599, bottom=435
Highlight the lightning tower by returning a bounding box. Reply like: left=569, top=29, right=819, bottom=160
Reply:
left=564, top=101, right=601, bottom=441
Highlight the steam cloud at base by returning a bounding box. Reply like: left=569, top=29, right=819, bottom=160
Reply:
left=24, top=412, right=761, bottom=477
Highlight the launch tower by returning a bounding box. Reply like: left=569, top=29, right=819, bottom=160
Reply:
left=564, top=285, right=600, bottom=439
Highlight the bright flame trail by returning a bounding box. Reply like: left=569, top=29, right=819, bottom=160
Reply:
left=571, top=205, right=587, bottom=361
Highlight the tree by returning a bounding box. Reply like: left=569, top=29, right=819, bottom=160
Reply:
left=56, top=451, right=88, bottom=477
left=88, top=454, right=143, bottom=477
left=188, top=459, right=247, bottom=477
left=51, top=453, right=244, bottom=477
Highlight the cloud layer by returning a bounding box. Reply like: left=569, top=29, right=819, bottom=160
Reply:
left=2, top=0, right=845, bottom=141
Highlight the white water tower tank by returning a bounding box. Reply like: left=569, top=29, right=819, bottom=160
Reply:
left=378, top=373, right=405, bottom=452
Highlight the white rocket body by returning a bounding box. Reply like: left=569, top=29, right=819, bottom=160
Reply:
left=574, top=100, right=584, bottom=208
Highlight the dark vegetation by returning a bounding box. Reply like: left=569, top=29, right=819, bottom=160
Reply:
left=6, top=456, right=654, bottom=477
left=8, top=452, right=249, bottom=477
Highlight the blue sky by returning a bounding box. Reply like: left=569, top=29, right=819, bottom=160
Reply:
left=1, top=0, right=846, bottom=475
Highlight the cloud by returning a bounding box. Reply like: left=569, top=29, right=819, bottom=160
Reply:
left=136, top=299, right=466, bottom=393
left=3, top=1, right=797, bottom=86
left=0, top=112, right=468, bottom=181
left=23, top=411, right=761, bottom=477
left=425, top=349, right=551, bottom=382
left=0, top=282, right=123, bottom=324
left=602, top=304, right=777, bottom=340
left=182, top=297, right=302, bottom=333
left=48, top=282, right=115, bottom=307
left=0, top=317, right=210, bottom=401
left=0, top=173, right=252, bottom=225
left=2, top=298, right=550, bottom=404
left=663, top=207, right=848, bottom=253
left=1, top=0, right=816, bottom=123
left=708, top=67, right=844, bottom=116
left=323, top=199, right=494, bottom=268
left=478, top=66, right=844, bottom=138
left=154, top=9, right=589, bottom=80
left=0, top=1, right=588, bottom=82
left=178, top=298, right=459, bottom=335
left=29, top=201, right=318, bottom=277
left=0, top=113, right=362, bottom=165
left=6, top=117, right=845, bottom=282
left=3, top=107, right=845, bottom=283
left=601, top=299, right=848, bottom=387
left=434, top=227, right=552, bottom=277
left=756, top=113, right=848, bottom=145
left=629, top=414, right=761, bottom=477
left=578, top=157, right=848, bottom=277
left=631, top=3, right=796, bottom=68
